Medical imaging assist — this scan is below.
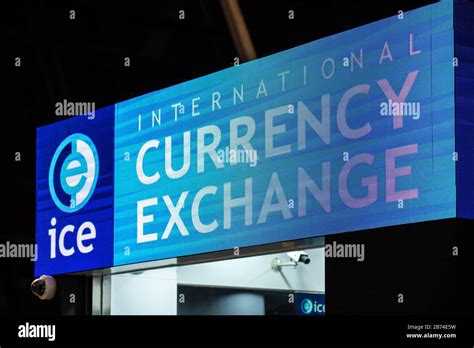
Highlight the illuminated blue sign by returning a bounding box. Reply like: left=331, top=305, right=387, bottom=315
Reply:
left=297, top=294, right=326, bottom=316
left=36, top=107, right=115, bottom=276
left=35, top=0, right=473, bottom=276
left=112, top=0, right=456, bottom=266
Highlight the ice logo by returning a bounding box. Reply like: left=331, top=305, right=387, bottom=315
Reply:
left=48, top=134, right=99, bottom=212
left=301, top=298, right=314, bottom=314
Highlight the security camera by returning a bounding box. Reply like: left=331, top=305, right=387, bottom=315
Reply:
left=31, top=275, right=57, bottom=300
left=287, top=251, right=311, bottom=265
left=271, top=251, right=311, bottom=271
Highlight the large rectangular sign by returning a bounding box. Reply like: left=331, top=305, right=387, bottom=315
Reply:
left=35, top=0, right=472, bottom=276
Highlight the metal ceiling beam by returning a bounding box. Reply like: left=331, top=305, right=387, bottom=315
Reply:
left=220, top=0, right=257, bottom=62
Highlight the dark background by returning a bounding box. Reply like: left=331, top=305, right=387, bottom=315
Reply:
left=1, top=0, right=472, bottom=319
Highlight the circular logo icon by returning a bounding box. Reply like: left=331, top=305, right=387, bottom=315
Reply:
left=48, top=133, right=99, bottom=213
left=301, top=298, right=314, bottom=314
